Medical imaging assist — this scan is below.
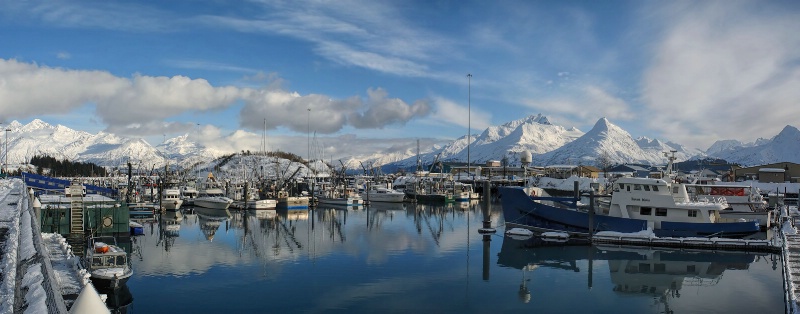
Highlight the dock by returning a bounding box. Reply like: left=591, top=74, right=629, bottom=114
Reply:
left=0, top=178, right=106, bottom=313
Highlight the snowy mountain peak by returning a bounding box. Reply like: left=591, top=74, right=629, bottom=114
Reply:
left=587, top=117, right=624, bottom=136
left=773, top=125, right=800, bottom=144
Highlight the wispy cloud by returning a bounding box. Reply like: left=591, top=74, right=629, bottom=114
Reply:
left=641, top=1, right=800, bottom=149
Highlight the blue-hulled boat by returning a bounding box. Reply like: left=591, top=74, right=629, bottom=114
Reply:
left=500, top=184, right=760, bottom=238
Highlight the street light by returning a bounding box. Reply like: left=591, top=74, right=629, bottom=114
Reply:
left=467, top=73, right=472, bottom=183
left=4, top=127, right=9, bottom=175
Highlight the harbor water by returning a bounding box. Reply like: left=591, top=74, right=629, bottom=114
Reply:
left=115, top=200, right=784, bottom=313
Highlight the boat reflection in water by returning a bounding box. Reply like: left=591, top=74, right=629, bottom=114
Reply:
left=193, top=207, right=231, bottom=242
left=498, top=235, right=778, bottom=313
left=98, top=284, right=133, bottom=314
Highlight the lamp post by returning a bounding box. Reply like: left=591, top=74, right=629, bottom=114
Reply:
left=467, top=73, right=472, bottom=183
left=3, top=127, right=9, bottom=175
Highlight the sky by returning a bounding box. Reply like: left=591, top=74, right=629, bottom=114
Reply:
left=0, top=0, right=799, bottom=160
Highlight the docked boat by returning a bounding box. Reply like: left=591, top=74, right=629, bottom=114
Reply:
left=686, top=183, right=772, bottom=228
left=247, top=199, right=278, bottom=210
left=276, top=190, right=309, bottom=210
left=180, top=185, right=199, bottom=205
left=314, top=181, right=364, bottom=206
left=195, top=176, right=234, bottom=210
left=85, top=236, right=133, bottom=289
left=161, top=188, right=183, bottom=211
left=360, top=186, right=406, bottom=203
left=501, top=174, right=760, bottom=238
left=128, top=202, right=158, bottom=219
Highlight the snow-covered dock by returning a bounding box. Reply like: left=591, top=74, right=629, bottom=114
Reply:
left=780, top=206, right=800, bottom=313
left=0, top=178, right=100, bottom=314
left=592, top=230, right=779, bottom=252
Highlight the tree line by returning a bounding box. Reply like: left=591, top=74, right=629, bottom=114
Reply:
left=30, top=155, right=107, bottom=177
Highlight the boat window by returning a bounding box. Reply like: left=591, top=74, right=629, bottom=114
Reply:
left=627, top=185, right=630, bottom=192
left=634, top=184, right=642, bottom=191
left=655, top=208, right=667, bottom=216
left=652, top=185, right=659, bottom=192
left=672, top=186, right=679, bottom=194
left=643, top=185, right=650, bottom=191
left=688, top=210, right=698, bottom=217
left=116, top=256, right=126, bottom=266
left=654, top=264, right=666, bottom=273
left=93, top=257, right=103, bottom=266
left=640, top=207, right=652, bottom=215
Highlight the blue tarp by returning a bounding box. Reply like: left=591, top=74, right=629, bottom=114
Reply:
left=22, top=172, right=118, bottom=198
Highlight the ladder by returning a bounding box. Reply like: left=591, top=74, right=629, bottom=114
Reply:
left=67, top=183, right=86, bottom=256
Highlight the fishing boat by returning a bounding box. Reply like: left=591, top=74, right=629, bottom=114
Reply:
left=161, top=188, right=183, bottom=211
left=276, top=190, right=309, bottom=210
left=195, top=175, right=234, bottom=210
left=500, top=176, right=760, bottom=238
left=128, top=202, right=158, bottom=219
left=685, top=183, right=772, bottom=228
left=85, top=236, right=133, bottom=289
left=180, top=185, right=199, bottom=205
left=360, top=186, right=406, bottom=203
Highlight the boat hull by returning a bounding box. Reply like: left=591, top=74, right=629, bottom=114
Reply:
left=194, top=197, right=233, bottom=210
left=499, top=187, right=760, bottom=238
left=247, top=199, right=277, bottom=210
left=277, top=196, right=309, bottom=209
left=90, top=269, right=133, bottom=290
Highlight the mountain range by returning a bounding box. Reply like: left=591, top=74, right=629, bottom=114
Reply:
left=2, top=116, right=798, bottom=172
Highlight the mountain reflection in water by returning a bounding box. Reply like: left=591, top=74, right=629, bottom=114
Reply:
left=498, top=236, right=780, bottom=313
left=121, top=202, right=782, bottom=314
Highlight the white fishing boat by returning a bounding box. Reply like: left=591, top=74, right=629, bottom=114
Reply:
left=686, top=183, right=772, bottom=228
left=128, top=202, right=158, bottom=219
left=180, top=185, right=199, bottom=205
left=85, top=236, right=133, bottom=289
left=315, top=183, right=364, bottom=206
left=195, top=174, right=234, bottom=210
left=247, top=198, right=278, bottom=210
left=360, top=186, right=405, bottom=203
left=161, top=188, right=183, bottom=211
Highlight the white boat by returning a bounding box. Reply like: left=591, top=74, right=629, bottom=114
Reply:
left=161, top=188, right=183, bottom=211
left=315, top=183, right=364, bottom=206
left=360, top=187, right=405, bottom=203
left=247, top=199, right=278, bottom=210
left=85, top=236, right=133, bottom=289
left=180, top=185, right=199, bottom=206
left=128, top=202, right=158, bottom=219
left=502, top=153, right=760, bottom=238
left=195, top=176, right=234, bottom=210
left=686, top=183, right=772, bottom=228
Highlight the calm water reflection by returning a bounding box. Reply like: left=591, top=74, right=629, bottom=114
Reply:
left=120, top=201, right=783, bottom=313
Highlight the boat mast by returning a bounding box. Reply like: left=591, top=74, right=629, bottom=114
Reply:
left=664, top=150, right=678, bottom=178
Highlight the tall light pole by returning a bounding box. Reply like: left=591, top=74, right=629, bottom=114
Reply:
left=4, top=127, right=9, bottom=175
left=467, top=73, right=472, bottom=182
left=307, top=108, right=311, bottom=169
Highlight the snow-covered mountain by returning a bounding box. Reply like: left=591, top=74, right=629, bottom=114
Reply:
left=533, top=118, right=699, bottom=166
left=709, top=125, right=800, bottom=166
left=351, top=114, right=586, bottom=170
left=1, top=119, right=220, bottom=169
left=2, top=116, right=797, bottom=172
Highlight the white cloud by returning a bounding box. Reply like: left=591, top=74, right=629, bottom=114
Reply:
left=430, top=96, right=492, bottom=131
left=55, top=52, right=70, bottom=60
left=519, top=84, right=632, bottom=127
left=642, top=2, right=800, bottom=149
left=0, top=59, right=430, bottom=140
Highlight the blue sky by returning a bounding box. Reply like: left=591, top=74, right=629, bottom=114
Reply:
left=1, top=0, right=799, bottom=160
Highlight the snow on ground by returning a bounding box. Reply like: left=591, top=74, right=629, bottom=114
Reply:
left=0, top=179, right=22, bottom=314
left=0, top=178, right=88, bottom=314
